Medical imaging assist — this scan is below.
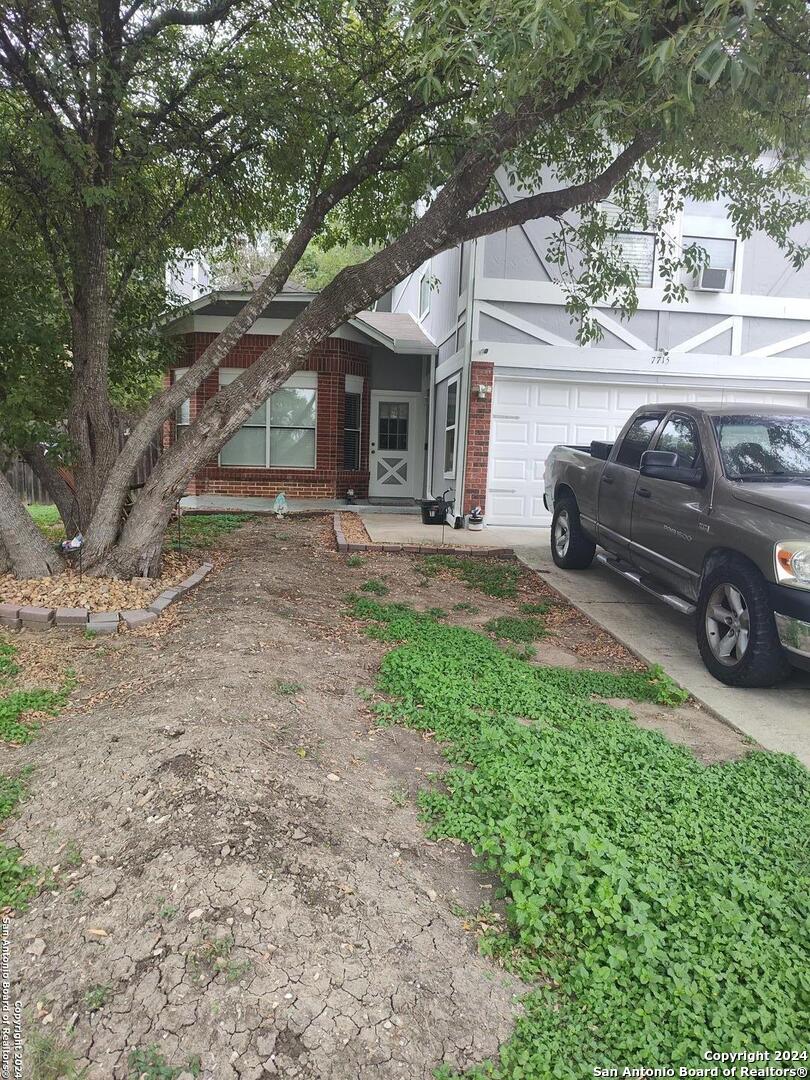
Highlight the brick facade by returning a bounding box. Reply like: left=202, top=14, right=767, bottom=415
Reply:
left=168, top=333, right=371, bottom=499
left=461, top=360, right=495, bottom=515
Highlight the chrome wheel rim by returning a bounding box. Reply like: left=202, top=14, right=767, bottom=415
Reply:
left=554, top=510, right=571, bottom=558
left=705, top=583, right=750, bottom=666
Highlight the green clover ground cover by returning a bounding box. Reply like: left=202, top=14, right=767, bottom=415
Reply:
left=348, top=597, right=810, bottom=1079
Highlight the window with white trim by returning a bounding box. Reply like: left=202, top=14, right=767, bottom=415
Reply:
left=219, top=369, right=317, bottom=468
left=607, top=231, right=656, bottom=286
left=683, top=235, right=736, bottom=278
left=344, top=375, right=363, bottom=471
left=174, top=368, right=190, bottom=429
left=443, top=377, right=459, bottom=477
left=600, top=190, right=658, bottom=287
left=419, top=267, right=431, bottom=320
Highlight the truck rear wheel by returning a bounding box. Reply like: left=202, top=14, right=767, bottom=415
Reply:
left=696, top=557, right=793, bottom=687
left=551, top=495, right=595, bottom=570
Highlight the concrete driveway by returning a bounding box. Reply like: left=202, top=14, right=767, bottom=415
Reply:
left=515, top=534, right=810, bottom=767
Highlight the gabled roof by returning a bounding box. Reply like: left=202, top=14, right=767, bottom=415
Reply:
left=162, top=289, right=436, bottom=355
left=352, top=310, right=435, bottom=353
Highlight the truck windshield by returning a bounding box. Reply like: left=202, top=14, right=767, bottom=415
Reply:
left=713, top=414, right=810, bottom=480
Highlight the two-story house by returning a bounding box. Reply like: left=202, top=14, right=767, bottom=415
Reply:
left=162, top=186, right=809, bottom=523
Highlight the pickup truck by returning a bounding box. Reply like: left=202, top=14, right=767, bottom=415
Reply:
left=544, top=403, right=810, bottom=686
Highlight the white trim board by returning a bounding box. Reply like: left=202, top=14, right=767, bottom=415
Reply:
left=477, top=278, right=810, bottom=320
left=475, top=340, right=810, bottom=387
left=744, top=329, right=810, bottom=358
left=435, top=349, right=465, bottom=383
left=170, top=313, right=435, bottom=354
left=477, top=301, right=572, bottom=349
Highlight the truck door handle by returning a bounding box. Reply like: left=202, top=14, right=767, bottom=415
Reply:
left=602, top=476, right=614, bottom=485
left=637, top=487, right=652, bottom=498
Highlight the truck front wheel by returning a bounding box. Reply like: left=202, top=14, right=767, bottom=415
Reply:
left=696, top=558, right=793, bottom=687
left=551, top=496, right=595, bottom=570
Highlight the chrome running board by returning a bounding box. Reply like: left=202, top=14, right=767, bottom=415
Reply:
left=596, top=552, right=697, bottom=615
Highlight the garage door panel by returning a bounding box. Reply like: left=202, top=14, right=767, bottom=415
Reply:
left=486, top=375, right=810, bottom=528
left=492, top=420, right=529, bottom=443
left=617, top=388, right=656, bottom=410
left=488, top=493, right=527, bottom=522
left=576, top=387, right=612, bottom=409
left=575, top=425, right=611, bottom=443
left=536, top=384, right=571, bottom=408
left=492, top=458, right=526, bottom=480
left=495, top=381, right=531, bottom=406
left=532, top=423, right=568, bottom=444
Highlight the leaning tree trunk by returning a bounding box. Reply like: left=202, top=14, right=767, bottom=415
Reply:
left=0, top=471, right=64, bottom=578
left=21, top=444, right=81, bottom=537
left=0, top=535, right=10, bottom=574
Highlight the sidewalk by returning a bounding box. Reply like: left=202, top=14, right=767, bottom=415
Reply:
left=359, top=512, right=542, bottom=548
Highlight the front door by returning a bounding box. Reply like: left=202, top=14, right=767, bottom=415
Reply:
left=369, top=393, right=424, bottom=498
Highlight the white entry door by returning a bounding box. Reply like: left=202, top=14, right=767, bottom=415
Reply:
left=369, top=392, right=425, bottom=498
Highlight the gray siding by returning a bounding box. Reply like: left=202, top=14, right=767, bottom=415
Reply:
left=368, top=350, right=425, bottom=391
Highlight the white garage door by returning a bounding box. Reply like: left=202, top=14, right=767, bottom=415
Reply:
left=486, top=376, right=810, bottom=527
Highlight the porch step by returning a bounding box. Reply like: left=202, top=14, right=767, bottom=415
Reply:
left=596, top=552, right=696, bottom=615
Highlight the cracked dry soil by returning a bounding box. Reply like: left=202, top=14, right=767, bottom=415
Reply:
left=9, top=517, right=525, bottom=1080
left=9, top=516, right=749, bottom=1079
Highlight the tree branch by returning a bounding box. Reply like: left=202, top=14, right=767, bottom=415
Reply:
left=454, top=132, right=660, bottom=243
left=125, top=0, right=241, bottom=50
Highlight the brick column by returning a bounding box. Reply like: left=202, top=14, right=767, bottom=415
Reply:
left=462, top=360, right=494, bottom=515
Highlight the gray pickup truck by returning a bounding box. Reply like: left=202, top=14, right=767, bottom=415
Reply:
left=544, top=403, right=810, bottom=686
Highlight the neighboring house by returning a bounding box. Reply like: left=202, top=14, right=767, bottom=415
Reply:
left=162, top=281, right=434, bottom=499
left=166, top=253, right=212, bottom=302
left=394, top=183, right=810, bottom=526
left=162, top=191, right=810, bottom=519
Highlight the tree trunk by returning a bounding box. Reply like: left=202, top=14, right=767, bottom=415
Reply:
left=67, top=211, right=120, bottom=528
left=20, top=444, right=81, bottom=537
left=0, top=472, right=65, bottom=578
left=80, top=215, right=323, bottom=567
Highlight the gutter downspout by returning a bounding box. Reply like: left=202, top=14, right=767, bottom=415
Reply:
left=455, top=237, right=479, bottom=524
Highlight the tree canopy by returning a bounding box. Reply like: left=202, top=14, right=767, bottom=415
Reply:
left=0, top=0, right=808, bottom=576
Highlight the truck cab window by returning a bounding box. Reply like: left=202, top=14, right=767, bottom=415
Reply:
left=615, top=415, right=664, bottom=469
left=656, top=416, right=701, bottom=468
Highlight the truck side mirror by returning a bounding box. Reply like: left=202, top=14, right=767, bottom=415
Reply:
left=640, top=449, right=705, bottom=487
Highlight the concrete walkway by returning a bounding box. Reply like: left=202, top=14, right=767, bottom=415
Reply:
left=516, top=536, right=810, bottom=766
left=359, top=512, right=542, bottom=548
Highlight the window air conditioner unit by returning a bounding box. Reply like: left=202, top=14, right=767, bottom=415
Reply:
left=694, top=265, right=731, bottom=291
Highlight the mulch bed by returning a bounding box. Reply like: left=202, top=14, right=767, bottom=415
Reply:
left=0, top=550, right=200, bottom=612
left=338, top=512, right=372, bottom=544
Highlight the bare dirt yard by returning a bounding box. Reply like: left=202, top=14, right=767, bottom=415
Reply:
left=4, top=516, right=750, bottom=1080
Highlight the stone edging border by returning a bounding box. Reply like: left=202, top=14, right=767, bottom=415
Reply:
left=332, top=513, right=515, bottom=561
left=0, top=562, right=214, bottom=635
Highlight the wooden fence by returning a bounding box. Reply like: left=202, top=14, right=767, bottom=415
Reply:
left=4, top=431, right=162, bottom=506
left=4, top=456, right=49, bottom=504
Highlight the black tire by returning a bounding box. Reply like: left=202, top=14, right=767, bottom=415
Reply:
left=696, top=556, right=793, bottom=687
left=551, top=495, right=596, bottom=570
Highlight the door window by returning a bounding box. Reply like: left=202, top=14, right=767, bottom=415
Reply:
left=656, top=415, right=701, bottom=468
left=378, top=402, right=409, bottom=451
left=615, top=414, right=664, bottom=469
